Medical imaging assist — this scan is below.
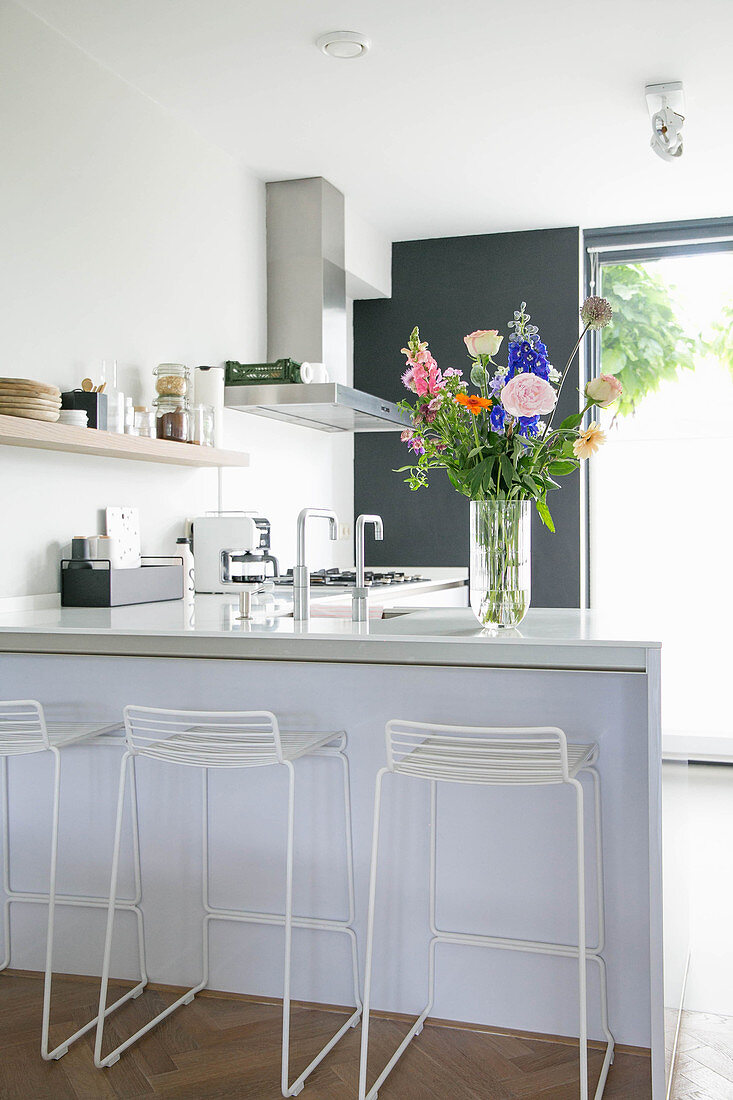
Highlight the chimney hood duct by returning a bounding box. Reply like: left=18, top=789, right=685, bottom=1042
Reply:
left=224, top=177, right=408, bottom=433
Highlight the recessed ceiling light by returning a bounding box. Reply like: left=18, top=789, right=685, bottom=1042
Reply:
left=316, top=31, right=370, bottom=59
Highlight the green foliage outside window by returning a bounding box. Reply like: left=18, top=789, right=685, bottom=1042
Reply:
left=703, top=303, right=733, bottom=375
left=599, top=263, right=698, bottom=416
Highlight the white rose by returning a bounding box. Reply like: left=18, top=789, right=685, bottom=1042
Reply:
left=464, top=330, right=503, bottom=358
left=585, top=374, right=623, bottom=408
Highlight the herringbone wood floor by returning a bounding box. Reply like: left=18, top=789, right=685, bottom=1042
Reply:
left=0, top=973, right=652, bottom=1099
left=670, top=1010, right=733, bottom=1099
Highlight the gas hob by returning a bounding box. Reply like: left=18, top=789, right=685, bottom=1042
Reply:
left=274, top=569, right=430, bottom=589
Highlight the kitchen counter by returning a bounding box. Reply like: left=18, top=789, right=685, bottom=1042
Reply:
left=0, top=596, right=657, bottom=672
left=0, top=598, right=666, bottom=1096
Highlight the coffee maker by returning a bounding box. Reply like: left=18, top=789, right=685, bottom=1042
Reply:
left=191, top=513, right=279, bottom=593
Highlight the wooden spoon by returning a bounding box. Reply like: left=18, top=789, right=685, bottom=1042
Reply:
left=81, top=378, right=93, bottom=391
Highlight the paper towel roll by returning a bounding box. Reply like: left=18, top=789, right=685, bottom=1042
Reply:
left=299, top=362, right=328, bottom=384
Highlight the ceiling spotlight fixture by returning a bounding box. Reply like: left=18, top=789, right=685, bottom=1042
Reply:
left=645, top=81, right=685, bottom=161
left=316, top=31, right=370, bottom=59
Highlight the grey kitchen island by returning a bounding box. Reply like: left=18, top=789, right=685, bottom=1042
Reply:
left=0, top=600, right=664, bottom=1096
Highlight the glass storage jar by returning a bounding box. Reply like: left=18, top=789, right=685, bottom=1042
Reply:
left=134, top=406, right=156, bottom=438
left=154, top=395, right=190, bottom=442
left=189, top=403, right=215, bottom=446
left=154, top=363, right=189, bottom=398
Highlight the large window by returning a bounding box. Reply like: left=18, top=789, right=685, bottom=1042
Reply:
left=586, top=224, right=733, bottom=755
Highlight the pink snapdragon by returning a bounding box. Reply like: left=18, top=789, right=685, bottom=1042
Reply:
left=402, top=355, right=444, bottom=396
left=412, top=356, right=444, bottom=397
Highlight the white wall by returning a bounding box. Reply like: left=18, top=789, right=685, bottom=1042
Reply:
left=0, top=0, right=354, bottom=600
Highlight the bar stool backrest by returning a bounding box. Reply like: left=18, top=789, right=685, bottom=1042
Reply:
left=123, top=705, right=285, bottom=768
left=0, top=700, right=49, bottom=756
left=385, top=720, right=571, bottom=785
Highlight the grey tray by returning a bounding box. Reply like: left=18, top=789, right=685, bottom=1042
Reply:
left=61, top=556, right=183, bottom=607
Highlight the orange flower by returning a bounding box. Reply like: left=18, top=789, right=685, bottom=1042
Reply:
left=573, top=421, right=606, bottom=459
left=455, top=392, right=492, bottom=415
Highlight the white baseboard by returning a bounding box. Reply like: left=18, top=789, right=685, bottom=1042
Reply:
left=663, top=731, right=733, bottom=764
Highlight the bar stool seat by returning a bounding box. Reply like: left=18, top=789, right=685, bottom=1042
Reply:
left=0, top=700, right=146, bottom=1062
left=46, top=722, right=124, bottom=748
left=398, top=735, right=598, bottom=781
left=94, top=706, right=361, bottom=1098
left=137, top=726, right=344, bottom=767
left=358, top=721, right=614, bottom=1100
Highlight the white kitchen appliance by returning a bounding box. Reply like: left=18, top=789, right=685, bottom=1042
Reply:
left=191, top=513, right=278, bottom=593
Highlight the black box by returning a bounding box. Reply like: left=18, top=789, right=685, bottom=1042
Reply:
left=61, top=557, right=183, bottom=607
left=61, top=390, right=108, bottom=429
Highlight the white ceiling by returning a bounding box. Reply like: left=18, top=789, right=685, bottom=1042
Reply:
left=18, top=0, right=733, bottom=241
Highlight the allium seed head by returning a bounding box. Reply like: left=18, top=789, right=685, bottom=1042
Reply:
left=580, top=296, right=613, bottom=330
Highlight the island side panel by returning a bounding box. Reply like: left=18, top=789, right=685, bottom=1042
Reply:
left=646, top=646, right=666, bottom=1098
left=0, top=653, right=655, bottom=1053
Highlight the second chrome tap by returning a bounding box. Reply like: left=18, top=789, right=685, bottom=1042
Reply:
left=352, top=514, right=384, bottom=622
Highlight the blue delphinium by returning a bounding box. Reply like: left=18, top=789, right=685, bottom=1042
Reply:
left=504, top=303, right=551, bottom=381
left=517, top=415, right=540, bottom=438
left=505, top=339, right=550, bottom=381
left=490, top=404, right=506, bottom=434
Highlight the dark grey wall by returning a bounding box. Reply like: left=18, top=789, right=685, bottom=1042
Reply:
left=354, top=226, right=582, bottom=607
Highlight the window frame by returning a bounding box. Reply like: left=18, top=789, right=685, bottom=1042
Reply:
left=580, top=217, right=733, bottom=607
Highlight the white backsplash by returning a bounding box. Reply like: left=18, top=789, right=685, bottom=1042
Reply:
left=0, top=3, right=354, bottom=600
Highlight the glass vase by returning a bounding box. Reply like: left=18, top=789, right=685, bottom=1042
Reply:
left=469, top=499, right=531, bottom=630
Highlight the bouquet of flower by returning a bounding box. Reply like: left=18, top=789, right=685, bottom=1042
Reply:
left=397, top=298, right=619, bottom=531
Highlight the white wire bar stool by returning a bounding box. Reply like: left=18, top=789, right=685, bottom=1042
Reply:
left=94, top=705, right=362, bottom=1098
left=0, top=700, right=146, bottom=1061
left=358, top=720, right=615, bottom=1100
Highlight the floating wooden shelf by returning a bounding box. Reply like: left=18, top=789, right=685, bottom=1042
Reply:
left=0, top=414, right=249, bottom=468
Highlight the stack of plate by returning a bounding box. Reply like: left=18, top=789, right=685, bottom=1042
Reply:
left=0, top=378, right=61, bottom=422
left=58, top=409, right=89, bottom=427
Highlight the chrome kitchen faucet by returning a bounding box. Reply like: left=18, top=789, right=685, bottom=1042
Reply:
left=352, top=515, right=384, bottom=623
left=294, top=508, right=338, bottom=621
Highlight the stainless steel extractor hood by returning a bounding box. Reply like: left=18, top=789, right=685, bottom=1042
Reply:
left=224, top=382, right=407, bottom=433
left=225, top=177, right=406, bottom=433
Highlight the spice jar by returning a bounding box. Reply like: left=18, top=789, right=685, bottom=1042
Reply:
left=189, top=403, right=215, bottom=446
left=134, top=406, right=156, bottom=438
left=154, top=395, right=190, bottom=442
left=154, top=363, right=189, bottom=398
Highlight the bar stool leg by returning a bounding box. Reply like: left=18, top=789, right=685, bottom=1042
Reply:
left=571, top=776, right=589, bottom=1100
left=41, top=747, right=63, bottom=1059
left=201, top=767, right=212, bottom=992
left=358, top=767, right=389, bottom=1100
left=338, top=748, right=362, bottom=1014
left=128, top=756, right=149, bottom=985
left=586, top=765, right=615, bottom=1098
left=281, top=760, right=298, bottom=1096
left=95, top=752, right=162, bottom=1069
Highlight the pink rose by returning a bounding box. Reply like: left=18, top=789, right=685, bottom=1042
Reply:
left=585, top=373, right=622, bottom=408
left=464, top=330, right=503, bottom=358
left=501, top=374, right=557, bottom=418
